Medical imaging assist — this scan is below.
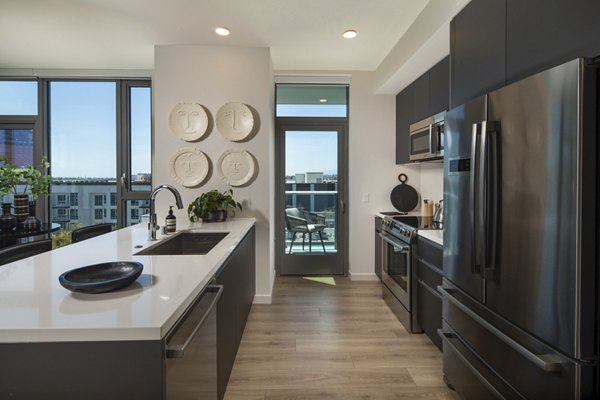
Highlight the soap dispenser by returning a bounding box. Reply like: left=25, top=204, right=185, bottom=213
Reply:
left=165, top=206, right=176, bottom=233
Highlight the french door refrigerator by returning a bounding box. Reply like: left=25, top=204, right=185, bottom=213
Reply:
left=440, top=58, right=598, bottom=399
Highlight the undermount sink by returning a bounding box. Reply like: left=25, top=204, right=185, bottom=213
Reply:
left=135, top=232, right=229, bottom=256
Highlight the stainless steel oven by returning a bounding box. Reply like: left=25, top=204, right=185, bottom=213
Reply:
left=409, top=111, right=445, bottom=162
left=380, top=216, right=421, bottom=333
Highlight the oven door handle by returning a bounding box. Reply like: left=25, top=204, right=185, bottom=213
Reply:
left=379, top=232, right=410, bottom=252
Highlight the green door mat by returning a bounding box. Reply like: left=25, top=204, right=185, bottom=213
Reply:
left=302, top=276, right=336, bottom=286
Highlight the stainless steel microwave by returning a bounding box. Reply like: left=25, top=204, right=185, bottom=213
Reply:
left=409, top=111, right=445, bottom=161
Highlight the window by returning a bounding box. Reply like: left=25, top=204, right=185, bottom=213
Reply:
left=56, top=194, right=67, bottom=205
left=69, top=209, right=78, bottom=220
left=44, top=79, right=151, bottom=229
left=131, top=200, right=138, bottom=206
left=0, top=81, right=38, bottom=115
left=94, top=195, right=105, bottom=206
left=276, top=84, right=348, bottom=117
left=130, top=208, right=139, bottom=220
left=55, top=208, right=67, bottom=220
left=94, top=209, right=103, bottom=220
left=0, top=78, right=151, bottom=226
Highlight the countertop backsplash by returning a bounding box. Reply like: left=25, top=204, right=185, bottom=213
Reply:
left=419, top=162, right=444, bottom=207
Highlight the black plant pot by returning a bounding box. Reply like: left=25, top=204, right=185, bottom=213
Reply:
left=23, top=200, right=41, bottom=231
left=202, top=209, right=226, bottom=223
left=0, top=203, right=18, bottom=232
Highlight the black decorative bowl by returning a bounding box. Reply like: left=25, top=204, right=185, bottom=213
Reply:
left=59, top=261, right=143, bottom=294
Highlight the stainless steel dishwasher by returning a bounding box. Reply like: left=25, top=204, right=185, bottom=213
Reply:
left=165, top=285, right=223, bottom=400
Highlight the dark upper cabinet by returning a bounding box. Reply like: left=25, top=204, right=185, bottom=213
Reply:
left=506, top=0, right=600, bottom=83
left=429, top=57, right=450, bottom=115
left=396, top=56, right=449, bottom=164
left=395, top=84, right=413, bottom=164
left=411, top=72, right=430, bottom=122
left=450, top=0, right=506, bottom=107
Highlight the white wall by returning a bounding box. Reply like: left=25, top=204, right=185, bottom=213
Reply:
left=347, top=72, right=422, bottom=280
left=153, top=45, right=275, bottom=303
left=419, top=163, right=444, bottom=204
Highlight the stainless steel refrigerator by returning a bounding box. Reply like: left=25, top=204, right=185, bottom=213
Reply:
left=440, top=58, right=598, bottom=399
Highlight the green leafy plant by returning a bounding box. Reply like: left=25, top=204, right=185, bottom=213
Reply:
left=0, top=155, right=51, bottom=200
left=52, top=224, right=81, bottom=249
left=188, top=189, right=242, bottom=222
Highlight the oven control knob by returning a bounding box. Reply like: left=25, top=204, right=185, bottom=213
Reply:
left=400, top=228, right=406, bottom=235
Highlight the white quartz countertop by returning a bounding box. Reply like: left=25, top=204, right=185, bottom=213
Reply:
left=418, top=230, right=443, bottom=246
left=0, top=218, right=255, bottom=343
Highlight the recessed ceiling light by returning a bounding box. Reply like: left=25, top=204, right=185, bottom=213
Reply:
left=343, top=29, right=358, bottom=39
left=319, top=98, right=328, bottom=103
left=215, top=26, right=230, bottom=36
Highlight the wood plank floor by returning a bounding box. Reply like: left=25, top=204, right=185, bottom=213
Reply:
left=224, top=277, right=459, bottom=400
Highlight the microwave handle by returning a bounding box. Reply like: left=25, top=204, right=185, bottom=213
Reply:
left=428, top=124, right=434, bottom=154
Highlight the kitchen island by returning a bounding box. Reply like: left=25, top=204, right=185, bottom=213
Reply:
left=0, top=218, right=255, bottom=399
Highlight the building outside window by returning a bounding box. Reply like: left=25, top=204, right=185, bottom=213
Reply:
left=110, top=209, right=117, bottom=220
left=69, top=209, right=78, bottom=220
left=110, top=192, right=117, bottom=206
left=70, top=192, right=78, bottom=206
left=94, top=194, right=105, bottom=206
left=94, top=209, right=103, bottom=220
left=130, top=208, right=139, bottom=220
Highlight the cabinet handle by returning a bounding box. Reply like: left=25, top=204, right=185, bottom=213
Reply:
left=166, top=285, right=223, bottom=358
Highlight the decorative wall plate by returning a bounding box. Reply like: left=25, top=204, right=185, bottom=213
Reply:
left=169, top=102, right=209, bottom=141
left=169, top=148, right=209, bottom=187
left=217, top=149, right=256, bottom=186
left=216, top=102, right=254, bottom=141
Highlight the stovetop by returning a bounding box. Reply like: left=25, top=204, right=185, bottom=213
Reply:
left=382, top=215, right=442, bottom=244
left=392, top=215, right=442, bottom=230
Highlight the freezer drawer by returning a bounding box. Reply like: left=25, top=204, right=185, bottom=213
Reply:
left=438, top=323, right=518, bottom=400
left=440, top=281, right=594, bottom=399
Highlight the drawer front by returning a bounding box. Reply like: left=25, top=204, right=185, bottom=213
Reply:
left=441, top=284, right=583, bottom=400
left=416, top=258, right=442, bottom=290
left=439, top=323, right=514, bottom=400
left=417, top=279, right=442, bottom=351
left=417, top=236, right=442, bottom=268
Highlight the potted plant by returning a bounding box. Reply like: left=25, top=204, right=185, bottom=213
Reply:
left=188, top=189, right=242, bottom=223
left=0, top=156, right=51, bottom=228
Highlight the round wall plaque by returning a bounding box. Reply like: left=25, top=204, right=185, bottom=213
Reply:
left=169, top=148, right=209, bottom=187
left=217, top=149, right=256, bottom=186
left=169, top=102, right=209, bottom=141
left=216, top=102, right=254, bottom=141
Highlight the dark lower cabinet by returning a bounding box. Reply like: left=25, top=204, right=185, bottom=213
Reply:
left=215, top=226, right=255, bottom=400
left=416, top=236, right=443, bottom=351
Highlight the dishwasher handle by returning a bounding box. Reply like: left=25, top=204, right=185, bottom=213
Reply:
left=166, top=285, right=223, bottom=358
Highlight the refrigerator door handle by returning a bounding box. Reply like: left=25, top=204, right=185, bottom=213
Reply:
left=481, top=121, right=499, bottom=278
left=437, top=286, right=564, bottom=372
left=470, top=122, right=482, bottom=274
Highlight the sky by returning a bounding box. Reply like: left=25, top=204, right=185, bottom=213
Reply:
left=285, top=130, right=338, bottom=176
left=0, top=80, right=151, bottom=178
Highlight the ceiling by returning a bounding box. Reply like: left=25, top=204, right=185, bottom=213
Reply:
left=0, top=0, right=430, bottom=71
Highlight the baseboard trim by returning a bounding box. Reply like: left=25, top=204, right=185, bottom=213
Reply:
left=253, top=294, right=272, bottom=304
left=349, top=272, right=380, bottom=281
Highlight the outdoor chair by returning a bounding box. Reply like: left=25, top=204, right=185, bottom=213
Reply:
left=284, top=207, right=326, bottom=254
